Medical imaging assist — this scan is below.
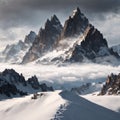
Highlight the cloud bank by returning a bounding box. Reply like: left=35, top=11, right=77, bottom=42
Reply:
left=0, top=63, right=120, bottom=89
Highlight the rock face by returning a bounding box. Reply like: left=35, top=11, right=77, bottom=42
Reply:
left=22, top=15, right=63, bottom=63
left=2, top=31, right=36, bottom=63
left=0, top=69, right=53, bottom=99
left=100, top=73, right=120, bottom=95
left=69, top=25, right=119, bottom=62
left=60, top=7, right=89, bottom=39
left=2, top=7, right=119, bottom=64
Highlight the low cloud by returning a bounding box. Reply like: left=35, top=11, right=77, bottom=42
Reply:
left=0, top=63, right=120, bottom=89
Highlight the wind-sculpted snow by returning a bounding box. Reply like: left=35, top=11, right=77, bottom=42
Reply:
left=0, top=90, right=120, bottom=120
left=59, top=91, right=120, bottom=120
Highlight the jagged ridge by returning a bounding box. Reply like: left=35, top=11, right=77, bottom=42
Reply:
left=0, top=69, right=53, bottom=99
left=2, top=7, right=119, bottom=65
left=100, top=73, right=120, bottom=95
left=22, top=15, right=63, bottom=64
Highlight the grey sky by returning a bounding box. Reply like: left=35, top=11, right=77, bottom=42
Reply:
left=0, top=0, right=120, bottom=48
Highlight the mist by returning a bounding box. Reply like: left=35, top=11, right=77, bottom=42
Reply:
left=0, top=63, right=120, bottom=89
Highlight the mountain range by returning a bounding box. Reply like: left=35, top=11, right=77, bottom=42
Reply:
left=0, top=7, right=119, bottom=65
left=0, top=7, right=120, bottom=120
left=0, top=69, right=53, bottom=100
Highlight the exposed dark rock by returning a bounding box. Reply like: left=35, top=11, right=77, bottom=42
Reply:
left=0, top=69, right=54, bottom=99
left=71, top=83, right=91, bottom=94
left=1, top=69, right=26, bottom=86
left=2, top=7, right=119, bottom=64
left=69, top=45, right=84, bottom=62
left=100, top=73, right=120, bottom=95
left=69, top=25, right=119, bottom=62
left=40, top=83, right=54, bottom=92
left=81, top=25, right=108, bottom=53
left=31, top=93, right=44, bottom=100
left=0, top=83, right=27, bottom=97
left=27, top=75, right=40, bottom=89
left=60, top=7, right=89, bottom=39
left=22, top=15, right=63, bottom=63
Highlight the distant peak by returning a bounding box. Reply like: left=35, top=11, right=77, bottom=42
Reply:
left=29, top=31, right=36, bottom=35
left=51, top=14, right=58, bottom=21
left=77, top=7, right=81, bottom=12
left=44, top=19, right=51, bottom=28
left=72, top=7, right=81, bottom=18
left=44, top=15, right=62, bottom=29
left=51, top=14, right=61, bottom=25
left=46, top=19, right=50, bottom=24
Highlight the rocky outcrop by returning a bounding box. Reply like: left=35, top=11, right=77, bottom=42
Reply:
left=69, top=25, right=119, bottom=62
left=111, top=44, right=120, bottom=56
left=27, top=76, right=41, bottom=90
left=0, top=83, right=27, bottom=97
left=40, top=83, right=53, bottom=92
left=60, top=7, right=89, bottom=39
left=0, top=69, right=53, bottom=99
left=22, top=15, right=63, bottom=64
left=100, top=73, right=120, bottom=95
left=71, top=83, right=91, bottom=94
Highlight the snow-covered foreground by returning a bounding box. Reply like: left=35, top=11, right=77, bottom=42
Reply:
left=0, top=91, right=66, bottom=120
left=82, top=93, right=120, bottom=113
left=0, top=63, right=120, bottom=119
left=0, top=91, right=120, bottom=120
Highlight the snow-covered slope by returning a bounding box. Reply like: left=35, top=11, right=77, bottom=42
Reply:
left=0, top=91, right=66, bottom=120
left=0, top=62, right=120, bottom=119
left=60, top=91, right=120, bottom=120
left=0, top=90, right=120, bottom=120
left=82, top=94, right=120, bottom=113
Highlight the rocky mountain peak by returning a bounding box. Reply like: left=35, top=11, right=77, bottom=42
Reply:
left=69, top=25, right=112, bottom=62
left=100, top=73, right=120, bottom=95
left=44, top=15, right=62, bottom=32
left=38, top=15, right=62, bottom=38
left=71, top=7, right=81, bottom=18
left=60, top=7, right=89, bottom=39
left=51, top=14, right=59, bottom=22
left=9, top=7, right=119, bottom=64
left=51, top=15, right=62, bottom=26
left=44, top=19, right=51, bottom=28
left=24, top=31, right=36, bottom=44
left=22, top=15, right=63, bottom=63
left=81, top=25, right=108, bottom=53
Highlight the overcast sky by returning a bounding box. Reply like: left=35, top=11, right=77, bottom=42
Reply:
left=0, top=0, right=120, bottom=50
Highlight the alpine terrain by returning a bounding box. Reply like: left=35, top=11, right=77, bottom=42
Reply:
left=0, top=7, right=120, bottom=120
